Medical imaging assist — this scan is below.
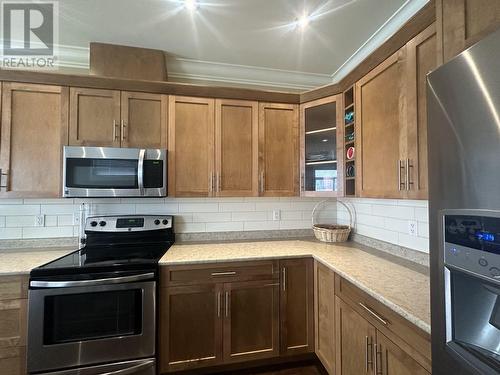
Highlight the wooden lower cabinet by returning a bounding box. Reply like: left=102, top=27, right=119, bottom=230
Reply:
left=314, top=262, right=335, bottom=374
left=0, top=276, right=28, bottom=375
left=279, top=258, right=314, bottom=356
left=223, top=280, right=279, bottom=363
left=334, top=297, right=429, bottom=375
left=159, top=284, right=223, bottom=372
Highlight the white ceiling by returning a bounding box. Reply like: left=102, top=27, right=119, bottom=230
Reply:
left=56, top=0, right=429, bottom=91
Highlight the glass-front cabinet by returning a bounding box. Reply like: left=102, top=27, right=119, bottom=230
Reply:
left=300, top=95, right=343, bottom=196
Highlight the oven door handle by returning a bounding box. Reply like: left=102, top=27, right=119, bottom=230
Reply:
left=138, top=149, right=146, bottom=195
left=101, top=359, right=155, bottom=375
left=30, top=272, right=155, bottom=288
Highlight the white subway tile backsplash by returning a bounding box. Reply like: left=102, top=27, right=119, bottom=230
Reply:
left=371, top=204, right=414, bottom=220
left=175, top=222, right=206, bottom=233
left=178, top=203, right=219, bottom=213
left=22, top=226, right=74, bottom=239
left=418, top=221, right=429, bottom=238
left=136, top=203, right=178, bottom=214
left=255, top=201, right=292, bottom=211
left=206, top=222, right=244, bottom=232
left=0, top=205, right=40, bottom=215
left=0, top=217, right=5, bottom=227
left=279, top=220, right=311, bottom=230
left=398, top=233, right=429, bottom=253
left=232, top=211, right=268, bottom=222
left=0, top=227, right=22, bottom=239
left=244, top=221, right=280, bottom=231
left=193, top=212, right=232, bottom=223
left=5, top=215, right=37, bottom=227
left=415, top=207, right=429, bottom=222
left=45, top=215, right=58, bottom=227
left=219, top=202, right=255, bottom=212
left=57, top=215, right=74, bottom=226
left=356, top=223, right=399, bottom=244
left=41, top=204, right=75, bottom=215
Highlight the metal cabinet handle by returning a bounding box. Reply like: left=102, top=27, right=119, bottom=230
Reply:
left=225, top=291, right=229, bottom=317
left=359, top=302, right=389, bottom=326
left=217, top=173, right=221, bottom=192
left=398, top=160, right=406, bottom=191
left=282, top=267, right=286, bottom=291
left=259, top=171, right=265, bottom=194
left=121, top=120, right=127, bottom=141
left=103, top=359, right=155, bottom=375
left=209, top=172, right=214, bottom=193
left=0, top=168, right=8, bottom=190
left=375, top=343, right=383, bottom=375
left=406, top=158, right=413, bottom=191
left=113, top=120, right=119, bottom=141
left=300, top=172, right=304, bottom=191
left=365, top=336, right=374, bottom=372
left=217, top=292, right=221, bottom=318
left=211, top=271, right=236, bottom=277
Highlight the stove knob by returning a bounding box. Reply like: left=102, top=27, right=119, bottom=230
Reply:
left=154, top=219, right=161, bottom=225
left=490, top=267, right=500, bottom=277
left=99, top=221, right=106, bottom=227
left=90, top=221, right=98, bottom=227
left=162, top=219, right=168, bottom=225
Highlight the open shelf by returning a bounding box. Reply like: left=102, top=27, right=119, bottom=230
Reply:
left=343, top=85, right=356, bottom=197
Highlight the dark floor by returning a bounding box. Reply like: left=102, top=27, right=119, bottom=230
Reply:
left=219, top=361, right=327, bottom=375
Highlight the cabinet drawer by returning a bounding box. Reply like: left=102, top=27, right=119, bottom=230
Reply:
left=161, top=260, right=279, bottom=287
left=335, top=274, right=431, bottom=372
left=0, top=276, right=28, bottom=301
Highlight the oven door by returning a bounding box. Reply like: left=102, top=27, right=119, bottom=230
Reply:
left=27, top=277, right=156, bottom=373
left=62, top=146, right=166, bottom=197
left=445, top=267, right=500, bottom=374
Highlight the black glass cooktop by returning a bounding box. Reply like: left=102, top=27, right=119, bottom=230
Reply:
left=30, top=242, right=173, bottom=279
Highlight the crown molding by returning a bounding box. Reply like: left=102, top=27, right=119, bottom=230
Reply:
left=330, top=0, right=429, bottom=83
left=55, top=44, right=331, bottom=91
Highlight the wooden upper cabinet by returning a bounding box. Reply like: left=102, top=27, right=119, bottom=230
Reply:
left=405, top=24, right=437, bottom=200
left=315, top=262, right=336, bottom=374
left=376, top=331, right=430, bottom=375
left=120, top=91, right=167, bottom=149
left=160, top=284, right=223, bottom=372
left=258, top=103, right=299, bottom=197
left=279, top=258, right=314, bottom=356
left=300, top=95, right=343, bottom=197
left=69, top=87, right=120, bottom=147
left=355, top=49, right=407, bottom=199
left=335, top=296, right=376, bottom=375
left=168, top=96, right=215, bottom=197
left=223, top=280, right=280, bottom=363
left=215, top=99, right=258, bottom=197
left=0, top=82, right=68, bottom=197
left=438, top=0, right=500, bottom=63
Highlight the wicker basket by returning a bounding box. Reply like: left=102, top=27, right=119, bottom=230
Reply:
left=312, top=200, right=353, bottom=243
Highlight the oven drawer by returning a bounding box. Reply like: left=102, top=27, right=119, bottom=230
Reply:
left=37, top=358, right=155, bottom=375
left=161, top=260, right=279, bottom=287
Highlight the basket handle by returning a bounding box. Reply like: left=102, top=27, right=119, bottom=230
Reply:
left=311, top=199, right=353, bottom=228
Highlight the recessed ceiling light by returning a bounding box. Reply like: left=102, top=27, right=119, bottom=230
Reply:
left=322, top=139, right=328, bottom=142
left=184, top=0, right=199, bottom=11
left=295, top=14, right=310, bottom=29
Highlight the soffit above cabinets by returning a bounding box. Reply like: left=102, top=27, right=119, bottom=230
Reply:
left=56, top=0, right=429, bottom=91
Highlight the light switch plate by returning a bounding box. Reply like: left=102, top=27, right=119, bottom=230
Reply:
left=408, top=220, right=417, bottom=236
left=273, top=209, right=281, bottom=221
left=35, top=214, right=45, bottom=227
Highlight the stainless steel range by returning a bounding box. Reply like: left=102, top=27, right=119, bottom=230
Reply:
left=27, top=215, right=175, bottom=375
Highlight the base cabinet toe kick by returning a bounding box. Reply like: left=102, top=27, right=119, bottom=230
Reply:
left=157, top=258, right=431, bottom=374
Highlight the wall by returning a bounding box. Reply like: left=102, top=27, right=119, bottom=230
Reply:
left=0, top=197, right=336, bottom=241
left=337, top=198, right=429, bottom=253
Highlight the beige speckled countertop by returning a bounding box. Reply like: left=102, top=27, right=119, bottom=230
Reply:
left=0, top=246, right=75, bottom=276
left=160, top=240, right=430, bottom=334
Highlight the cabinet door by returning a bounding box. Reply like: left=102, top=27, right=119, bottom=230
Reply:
left=300, top=95, right=343, bottom=197
left=439, top=0, right=500, bottom=62
left=215, top=99, right=258, bottom=197
left=69, top=87, right=120, bottom=147
left=376, top=331, right=430, bottom=375
left=315, top=262, right=335, bottom=374
left=280, top=258, right=314, bottom=356
left=258, top=103, right=299, bottom=197
left=355, top=49, right=406, bottom=199
left=0, top=83, right=68, bottom=197
left=168, top=96, right=215, bottom=197
left=405, top=24, right=437, bottom=200
left=159, top=284, right=223, bottom=372
left=223, top=280, right=279, bottom=363
left=120, top=92, right=167, bottom=149
left=335, top=297, right=376, bottom=375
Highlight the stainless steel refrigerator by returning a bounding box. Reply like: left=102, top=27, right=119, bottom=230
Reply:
left=428, top=29, right=500, bottom=374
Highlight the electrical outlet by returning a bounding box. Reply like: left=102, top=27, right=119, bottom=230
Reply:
left=408, top=220, right=418, bottom=236
left=35, top=214, right=45, bottom=227
left=272, top=209, right=281, bottom=221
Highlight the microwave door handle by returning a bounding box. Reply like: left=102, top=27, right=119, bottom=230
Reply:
left=138, top=149, right=146, bottom=195
left=29, top=272, right=155, bottom=288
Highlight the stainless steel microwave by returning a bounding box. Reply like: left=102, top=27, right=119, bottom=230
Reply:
left=63, top=146, right=167, bottom=198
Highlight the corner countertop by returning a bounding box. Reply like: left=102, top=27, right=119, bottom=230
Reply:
left=0, top=246, right=75, bottom=276
left=160, top=239, right=430, bottom=334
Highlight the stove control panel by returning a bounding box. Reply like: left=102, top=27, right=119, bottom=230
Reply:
left=86, top=215, right=173, bottom=232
